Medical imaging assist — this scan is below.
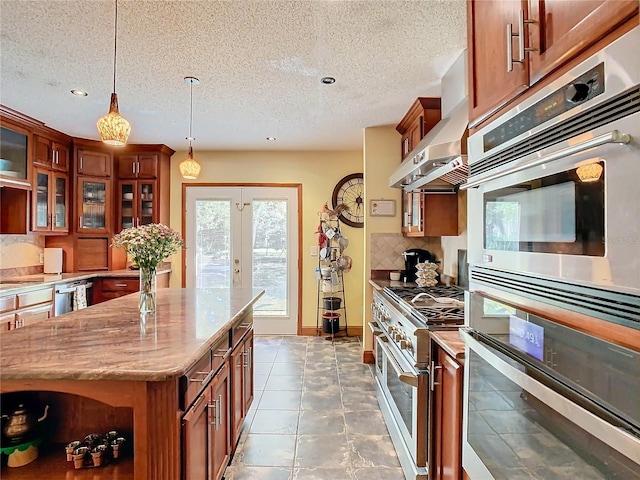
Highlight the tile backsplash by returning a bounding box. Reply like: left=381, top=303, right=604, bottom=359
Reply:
left=370, top=233, right=443, bottom=271
left=0, top=233, right=43, bottom=271
left=370, top=232, right=467, bottom=285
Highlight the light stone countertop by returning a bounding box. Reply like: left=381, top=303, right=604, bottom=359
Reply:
left=0, top=288, right=264, bottom=382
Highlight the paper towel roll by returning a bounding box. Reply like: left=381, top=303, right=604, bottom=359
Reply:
left=44, top=248, right=63, bottom=274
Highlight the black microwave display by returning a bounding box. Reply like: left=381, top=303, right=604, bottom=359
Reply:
left=483, top=162, right=605, bottom=256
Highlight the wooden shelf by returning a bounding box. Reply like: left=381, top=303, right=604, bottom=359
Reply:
left=1, top=444, right=133, bottom=479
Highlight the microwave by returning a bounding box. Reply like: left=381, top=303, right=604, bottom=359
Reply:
left=463, top=26, right=640, bottom=297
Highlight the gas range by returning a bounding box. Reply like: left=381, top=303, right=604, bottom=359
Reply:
left=372, top=284, right=465, bottom=370
left=384, top=285, right=465, bottom=324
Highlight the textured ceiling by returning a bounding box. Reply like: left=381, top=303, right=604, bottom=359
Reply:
left=0, top=0, right=467, bottom=152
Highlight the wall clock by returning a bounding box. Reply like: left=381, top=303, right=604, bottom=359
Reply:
left=332, top=173, right=364, bottom=228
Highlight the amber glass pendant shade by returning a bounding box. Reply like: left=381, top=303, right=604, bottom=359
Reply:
left=179, top=146, right=201, bottom=180
left=97, top=93, right=131, bottom=146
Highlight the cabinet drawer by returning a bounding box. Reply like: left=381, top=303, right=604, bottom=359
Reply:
left=17, top=287, right=54, bottom=309
left=182, top=349, right=213, bottom=410
left=0, top=295, right=17, bottom=314
left=101, top=278, right=139, bottom=292
left=0, top=312, right=15, bottom=332
left=15, top=304, right=52, bottom=328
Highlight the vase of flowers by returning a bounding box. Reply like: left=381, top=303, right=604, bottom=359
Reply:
left=111, top=224, right=184, bottom=314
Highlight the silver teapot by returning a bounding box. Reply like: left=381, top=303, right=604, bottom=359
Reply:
left=1, top=403, right=49, bottom=442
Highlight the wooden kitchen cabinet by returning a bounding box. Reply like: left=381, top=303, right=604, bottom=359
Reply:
left=468, top=0, right=638, bottom=126
left=430, top=333, right=464, bottom=480
left=33, top=134, right=69, bottom=172
left=75, top=175, right=111, bottom=234
left=396, top=98, right=441, bottom=161
left=117, top=180, right=157, bottom=230
left=114, top=146, right=172, bottom=234
left=75, top=148, right=112, bottom=177
left=402, top=192, right=458, bottom=237
left=32, top=166, right=68, bottom=233
left=182, top=362, right=230, bottom=480
left=0, top=286, right=54, bottom=332
left=231, top=329, right=254, bottom=447
left=118, top=153, right=158, bottom=179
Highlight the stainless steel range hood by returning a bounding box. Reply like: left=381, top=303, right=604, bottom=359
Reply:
left=389, top=51, right=468, bottom=193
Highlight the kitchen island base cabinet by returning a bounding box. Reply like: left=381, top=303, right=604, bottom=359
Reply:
left=183, top=363, right=230, bottom=480
left=231, top=330, right=253, bottom=447
left=0, top=379, right=177, bottom=479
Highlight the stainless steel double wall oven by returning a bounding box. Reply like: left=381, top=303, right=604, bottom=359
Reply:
left=462, top=26, right=640, bottom=480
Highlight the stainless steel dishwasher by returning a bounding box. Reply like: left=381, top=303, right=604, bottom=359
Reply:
left=54, top=280, right=93, bottom=316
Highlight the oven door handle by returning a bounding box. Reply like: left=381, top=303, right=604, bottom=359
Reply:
left=460, top=329, right=640, bottom=462
left=461, top=129, right=631, bottom=190
left=378, top=339, right=419, bottom=388
left=367, top=321, right=384, bottom=337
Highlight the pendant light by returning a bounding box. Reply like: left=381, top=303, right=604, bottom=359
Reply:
left=96, top=0, right=131, bottom=146
left=179, top=76, right=202, bottom=180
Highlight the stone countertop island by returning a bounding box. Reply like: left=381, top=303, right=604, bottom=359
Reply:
left=0, top=288, right=264, bottom=479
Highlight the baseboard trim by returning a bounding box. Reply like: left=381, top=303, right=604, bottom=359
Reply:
left=362, top=350, right=374, bottom=364
left=300, top=326, right=362, bottom=337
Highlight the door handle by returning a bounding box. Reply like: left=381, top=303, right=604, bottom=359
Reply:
left=507, top=9, right=535, bottom=72
left=462, top=130, right=631, bottom=189
left=234, top=269, right=240, bottom=274
left=430, top=360, right=442, bottom=391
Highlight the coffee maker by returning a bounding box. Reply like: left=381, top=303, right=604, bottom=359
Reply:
left=401, top=248, right=432, bottom=282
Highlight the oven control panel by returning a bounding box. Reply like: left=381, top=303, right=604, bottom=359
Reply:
left=483, top=63, right=605, bottom=152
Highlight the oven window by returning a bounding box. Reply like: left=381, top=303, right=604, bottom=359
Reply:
left=386, top=356, right=413, bottom=435
left=466, top=350, right=639, bottom=479
left=483, top=163, right=604, bottom=256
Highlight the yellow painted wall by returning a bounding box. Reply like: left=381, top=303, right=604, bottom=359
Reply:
left=168, top=149, right=364, bottom=331
left=363, top=125, right=402, bottom=350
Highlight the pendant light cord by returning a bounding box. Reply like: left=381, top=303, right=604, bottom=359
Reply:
left=112, top=0, right=118, bottom=93
left=188, top=80, right=193, bottom=147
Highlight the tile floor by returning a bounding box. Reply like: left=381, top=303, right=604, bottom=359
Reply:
left=222, top=335, right=404, bottom=480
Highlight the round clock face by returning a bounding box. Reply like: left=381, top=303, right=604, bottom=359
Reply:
left=332, top=173, right=364, bottom=228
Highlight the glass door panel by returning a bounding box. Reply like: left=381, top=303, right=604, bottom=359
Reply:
left=251, top=199, right=288, bottom=316
left=53, top=175, right=67, bottom=230
left=78, top=179, right=108, bottom=231
left=120, top=182, right=135, bottom=229
left=193, top=198, right=234, bottom=288
left=139, top=182, right=155, bottom=226
left=35, top=170, right=50, bottom=229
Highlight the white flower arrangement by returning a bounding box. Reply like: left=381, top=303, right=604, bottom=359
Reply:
left=111, top=223, right=183, bottom=269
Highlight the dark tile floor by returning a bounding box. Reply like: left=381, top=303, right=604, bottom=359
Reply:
left=223, top=335, right=404, bottom=480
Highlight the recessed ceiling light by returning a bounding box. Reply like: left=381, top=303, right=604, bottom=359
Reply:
left=266, top=137, right=276, bottom=141
left=320, top=77, right=336, bottom=85
left=70, top=89, right=88, bottom=97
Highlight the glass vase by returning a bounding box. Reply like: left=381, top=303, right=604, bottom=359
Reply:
left=139, top=265, right=157, bottom=314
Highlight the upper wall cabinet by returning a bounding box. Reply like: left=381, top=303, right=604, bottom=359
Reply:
left=76, top=148, right=112, bottom=177
left=396, top=98, right=441, bottom=161
left=118, top=153, right=158, bottom=179
left=33, top=134, right=69, bottom=173
left=468, top=0, right=639, bottom=127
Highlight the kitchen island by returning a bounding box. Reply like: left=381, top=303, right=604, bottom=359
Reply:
left=0, top=287, right=263, bottom=479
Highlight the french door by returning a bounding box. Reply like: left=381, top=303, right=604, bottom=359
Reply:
left=185, top=186, right=299, bottom=334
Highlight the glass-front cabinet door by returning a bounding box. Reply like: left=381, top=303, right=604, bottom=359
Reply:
left=77, top=176, right=111, bottom=233
left=117, top=180, right=156, bottom=231
left=138, top=181, right=155, bottom=226
left=52, top=174, right=68, bottom=232
left=33, top=168, right=50, bottom=231
left=32, top=168, right=69, bottom=233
